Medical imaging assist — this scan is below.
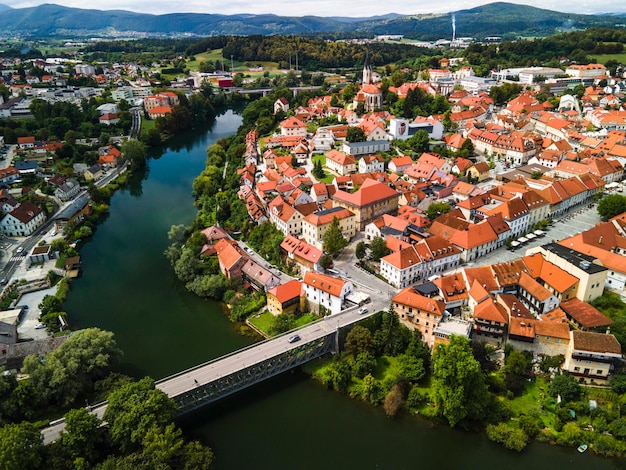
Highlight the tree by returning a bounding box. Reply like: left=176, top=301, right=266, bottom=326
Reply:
left=426, top=201, right=452, bottom=220
left=383, top=384, right=405, bottom=417
left=319, top=253, right=333, bottom=270
left=345, top=325, right=374, bottom=356
left=355, top=241, right=367, bottom=260
left=374, top=305, right=408, bottom=356
left=346, top=126, right=366, bottom=143
left=610, top=374, right=626, bottom=394
left=269, top=314, right=297, bottom=335
left=23, top=328, right=122, bottom=407
left=39, top=294, right=63, bottom=315
left=432, top=335, right=491, bottom=427
left=548, top=373, right=581, bottom=403
left=458, top=138, right=475, bottom=159
left=369, top=236, right=391, bottom=262
left=486, top=423, right=529, bottom=452
left=598, top=194, right=626, bottom=220
left=352, top=352, right=377, bottom=378
left=104, top=377, right=177, bottom=453
left=397, top=354, right=426, bottom=383
left=121, top=138, right=148, bottom=170
left=186, top=274, right=228, bottom=299
left=407, top=130, right=429, bottom=153
left=60, top=407, right=103, bottom=463
left=323, top=217, right=348, bottom=258
left=0, top=422, right=43, bottom=469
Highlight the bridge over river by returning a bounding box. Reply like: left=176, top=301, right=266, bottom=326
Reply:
left=42, top=297, right=389, bottom=444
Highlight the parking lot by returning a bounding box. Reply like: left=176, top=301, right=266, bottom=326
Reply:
left=477, top=202, right=601, bottom=266
left=16, top=288, right=55, bottom=341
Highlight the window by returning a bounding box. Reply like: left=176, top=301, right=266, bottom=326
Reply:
left=597, top=369, right=603, bottom=375
left=574, top=367, right=580, bottom=371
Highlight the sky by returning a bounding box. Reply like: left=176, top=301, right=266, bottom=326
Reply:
left=0, top=0, right=623, bottom=17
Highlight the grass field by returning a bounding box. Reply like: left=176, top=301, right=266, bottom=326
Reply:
left=248, top=312, right=318, bottom=337
left=590, top=53, right=626, bottom=65
left=311, top=155, right=336, bottom=184
left=140, top=118, right=156, bottom=136
left=187, top=49, right=281, bottom=74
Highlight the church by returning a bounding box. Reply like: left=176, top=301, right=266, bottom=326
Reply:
left=353, top=54, right=383, bottom=113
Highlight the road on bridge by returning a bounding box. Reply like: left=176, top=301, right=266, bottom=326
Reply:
left=42, top=292, right=390, bottom=444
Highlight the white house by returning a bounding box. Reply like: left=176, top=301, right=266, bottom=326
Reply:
left=0, top=201, right=46, bottom=236
left=302, top=271, right=353, bottom=315
left=358, top=154, right=385, bottom=174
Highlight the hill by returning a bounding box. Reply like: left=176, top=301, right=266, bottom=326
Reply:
left=0, top=2, right=622, bottom=38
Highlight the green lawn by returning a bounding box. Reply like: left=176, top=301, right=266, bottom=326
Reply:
left=591, top=53, right=626, bottom=65
left=248, top=311, right=274, bottom=335
left=311, top=155, right=335, bottom=184
left=140, top=118, right=156, bottom=136
left=248, top=312, right=319, bottom=337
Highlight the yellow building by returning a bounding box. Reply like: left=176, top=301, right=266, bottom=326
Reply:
left=302, top=207, right=356, bottom=250
left=332, top=179, right=399, bottom=231
left=266, top=280, right=303, bottom=316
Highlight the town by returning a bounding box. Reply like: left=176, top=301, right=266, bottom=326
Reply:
left=2, top=28, right=626, bottom=463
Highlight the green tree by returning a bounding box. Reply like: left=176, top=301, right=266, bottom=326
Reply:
left=598, top=194, right=626, bottom=220
left=121, top=138, right=148, bottom=170
left=352, top=351, right=377, bottom=379
left=407, top=130, right=429, bottom=153
left=141, top=423, right=184, bottom=467
left=104, top=377, right=177, bottom=453
left=486, top=423, right=529, bottom=452
left=60, top=407, right=103, bottom=464
left=355, top=241, right=367, bottom=260
left=323, top=217, right=348, bottom=258
left=186, top=274, right=229, bottom=299
left=426, top=201, right=452, bottom=220
left=610, top=374, right=626, bottom=394
left=346, top=126, right=366, bottom=143
left=269, top=313, right=297, bottom=336
left=458, top=138, right=475, bottom=159
left=432, top=335, right=491, bottom=427
left=369, top=236, right=391, bottom=262
left=374, top=305, right=408, bottom=356
left=0, top=422, right=43, bottom=470
left=397, top=354, right=426, bottom=383
left=548, top=374, right=581, bottom=403
left=39, top=294, right=63, bottom=315
left=319, top=253, right=333, bottom=270
left=345, top=325, right=374, bottom=356
left=174, top=247, right=201, bottom=283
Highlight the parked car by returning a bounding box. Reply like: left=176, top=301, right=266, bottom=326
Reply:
left=35, top=323, right=46, bottom=329
left=358, top=307, right=368, bottom=315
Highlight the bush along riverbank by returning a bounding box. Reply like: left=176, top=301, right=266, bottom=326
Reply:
left=302, top=306, right=626, bottom=458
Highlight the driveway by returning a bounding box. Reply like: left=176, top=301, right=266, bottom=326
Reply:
left=16, top=287, right=57, bottom=341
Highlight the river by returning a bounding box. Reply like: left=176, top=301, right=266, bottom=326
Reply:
left=64, top=110, right=623, bottom=470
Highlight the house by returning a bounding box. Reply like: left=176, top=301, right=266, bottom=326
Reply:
left=467, top=162, right=491, bottom=182
left=392, top=287, right=447, bottom=348
left=274, top=97, right=290, bottom=114
left=342, top=140, right=390, bottom=156
left=0, top=201, right=46, bottom=236
left=517, top=272, right=560, bottom=315
left=325, top=150, right=356, bottom=176
left=388, top=156, right=414, bottom=174
left=99, top=113, right=120, bottom=125
left=302, top=207, right=356, bottom=250
left=559, top=298, right=612, bottom=331
left=268, top=196, right=304, bottom=237
left=473, top=296, right=509, bottom=342
left=28, top=245, right=52, bottom=264
left=332, top=179, right=400, bottom=230
left=302, top=272, right=353, bottom=315
left=563, top=330, right=621, bottom=384
left=84, top=163, right=103, bottom=181
left=0, top=309, right=22, bottom=344
left=279, top=117, right=307, bottom=137
left=241, top=259, right=281, bottom=292
left=358, top=154, right=385, bottom=174
left=215, top=239, right=249, bottom=280
left=280, top=236, right=323, bottom=273
left=54, top=178, right=80, bottom=201
left=388, top=117, right=444, bottom=141
left=267, top=280, right=302, bottom=315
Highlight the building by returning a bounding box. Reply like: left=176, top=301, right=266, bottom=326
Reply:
left=302, top=207, right=356, bottom=250
left=267, top=280, right=302, bottom=316
left=325, top=150, right=356, bottom=176
left=302, top=272, right=353, bottom=315
left=392, top=287, right=447, bottom=348
left=0, top=201, right=46, bottom=236
left=564, top=330, right=621, bottom=384
left=358, top=154, right=385, bottom=174
left=332, top=179, right=400, bottom=230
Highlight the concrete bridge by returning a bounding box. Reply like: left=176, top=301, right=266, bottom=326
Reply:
left=41, top=298, right=389, bottom=444
left=230, top=85, right=322, bottom=97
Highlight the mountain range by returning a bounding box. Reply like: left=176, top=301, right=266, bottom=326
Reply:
left=0, top=2, right=624, bottom=39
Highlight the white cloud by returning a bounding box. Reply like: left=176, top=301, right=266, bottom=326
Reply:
left=2, top=0, right=624, bottom=17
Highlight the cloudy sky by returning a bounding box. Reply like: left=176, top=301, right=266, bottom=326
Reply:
left=0, top=0, right=621, bottom=16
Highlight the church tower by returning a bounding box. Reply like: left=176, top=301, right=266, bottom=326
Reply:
left=362, top=50, right=372, bottom=85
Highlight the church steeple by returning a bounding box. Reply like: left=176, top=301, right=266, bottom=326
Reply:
left=362, top=49, right=372, bottom=85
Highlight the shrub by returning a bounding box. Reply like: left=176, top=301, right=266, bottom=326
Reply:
left=486, top=423, right=529, bottom=452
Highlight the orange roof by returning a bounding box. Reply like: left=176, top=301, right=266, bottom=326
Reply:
left=148, top=106, right=172, bottom=115
left=268, top=279, right=302, bottom=303
left=392, top=287, right=446, bottom=317
left=474, top=298, right=508, bottom=324
left=303, top=272, right=347, bottom=297
left=572, top=330, right=621, bottom=355
left=333, top=179, right=399, bottom=208
left=560, top=298, right=612, bottom=329
left=519, top=272, right=553, bottom=302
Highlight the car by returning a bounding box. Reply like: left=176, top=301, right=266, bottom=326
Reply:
left=16, top=247, right=24, bottom=253
left=0, top=278, right=7, bottom=285
left=287, top=334, right=301, bottom=343
left=35, top=323, right=46, bottom=329
left=358, top=307, right=368, bottom=315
